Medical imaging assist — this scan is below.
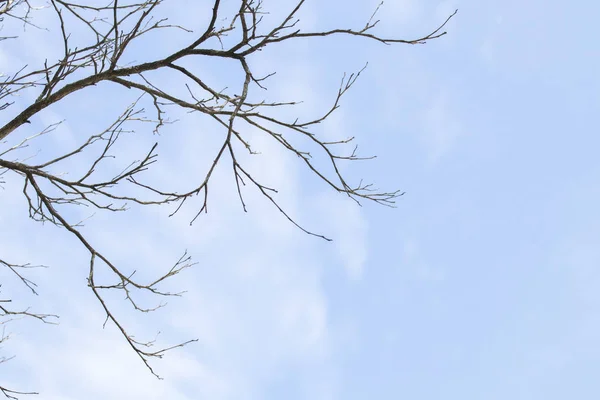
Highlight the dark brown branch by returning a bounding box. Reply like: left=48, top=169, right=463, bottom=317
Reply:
left=0, top=0, right=456, bottom=390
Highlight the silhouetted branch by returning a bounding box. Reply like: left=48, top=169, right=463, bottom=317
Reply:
left=0, top=0, right=456, bottom=395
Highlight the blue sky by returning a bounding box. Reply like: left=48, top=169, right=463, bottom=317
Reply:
left=1, top=0, right=600, bottom=399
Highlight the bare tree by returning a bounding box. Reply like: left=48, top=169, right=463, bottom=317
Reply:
left=0, top=0, right=456, bottom=396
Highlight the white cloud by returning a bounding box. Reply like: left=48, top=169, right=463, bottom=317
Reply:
left=3, top=129, right=336, bottom=398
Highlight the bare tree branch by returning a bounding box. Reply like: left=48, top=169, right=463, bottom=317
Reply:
left=0, top=0, right=456, bottom=396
